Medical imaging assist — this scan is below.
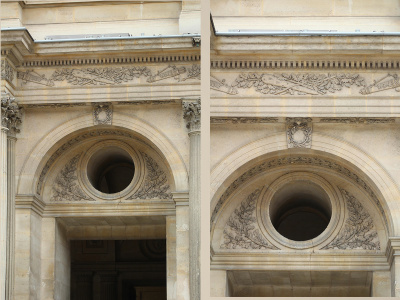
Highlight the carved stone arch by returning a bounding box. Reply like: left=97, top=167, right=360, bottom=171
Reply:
left=211, top=132, right=400, bottom=238
left=18, top=112, right=188, bottom=197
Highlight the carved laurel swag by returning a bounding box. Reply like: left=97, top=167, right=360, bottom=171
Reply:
left=128, top=153, right=172, bottom=200
left=51, top=154, right=93, bottom=202
left=322, top=189, right=380, bottom=250
left=221, top=189, right=278, bottom=250
left=1, top=60, right=14, bottom=82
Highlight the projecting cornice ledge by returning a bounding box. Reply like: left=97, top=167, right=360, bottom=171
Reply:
left=213, top=35, right=400, bottom=55
left=1, top=28, right=200, bottom=65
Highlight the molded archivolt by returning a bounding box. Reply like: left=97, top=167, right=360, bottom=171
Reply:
left=211, top=132, right=400, bottom=237
left=17, top=113, right=188, bottom=199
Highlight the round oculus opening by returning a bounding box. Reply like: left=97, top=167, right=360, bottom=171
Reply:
left=269, top=181, right=332, bottom=241
left=87, top=146, right=135, bottom=194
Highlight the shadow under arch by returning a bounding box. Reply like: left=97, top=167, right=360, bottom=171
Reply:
left=18, top=112, right=189, bottom=196
left=211, top=132, right=400, bottom=236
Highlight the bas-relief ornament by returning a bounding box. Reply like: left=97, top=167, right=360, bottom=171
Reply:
left=93, top=103, right=112, bottom=125
left=319, top=118, right=395, bottom=124
left=210, top=75, right=238, bottom=95
left=211, top=117, right=279, bottom=124
left=221, top=189, right=278, bottom=250
left=1, top=60, right=14, bottom=82
left=1, top=92, right=22, bottom=134
left=286, top=117, right=312, bottom=148
left=17, top=70, right=54, bottom=86
left=127, top=153, right=172, bottom=200
left=37, top=130, right=139, bottom=195
left=18, top=64, right=200, bottom=87
left=211, top=156, right=388, bottom=230
left=183, top=100, right=201, bottom=132
left=226, top=73, right=366, bottom=96
left=360, top=73, right=400, bottom=95
left=51, top=154, right=94, bottom=202
left=322, top=188, right=380, bottom=250
left=212, top=72, right=400, bottom=96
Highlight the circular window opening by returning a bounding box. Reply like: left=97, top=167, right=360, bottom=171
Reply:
left=269, top=181, right=332, bottom=241
left=87, top=146, right=135, bottom=194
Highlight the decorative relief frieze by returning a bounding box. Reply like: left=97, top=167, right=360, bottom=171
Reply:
left=17, top=70, right=54, bottom=86
left=1, top=60, right=14, bottom=82
left=183, top=100, right=201, bottom=132
left=211, top=117, right=279, bottom=124
left=17, top=64, right=200, bottom=87
left=221, top=189, right=278, bottom=250
left=93, top=103, right=112, bottom=125
left=1, top=93, right=22, bottom=134
left=51, top=154, right=93, bottom=202
left=127, top=153, right=172, bottom=200
left=360, top=73, right=400, bottom=95
left=51, top=67, right=151, bottom=85
left=211, top=72, right=400, bottom=96
left=286, top=118, right=312, bottom=148
left=319, top=118, right=395, bottom=124
left=322, top=188, right=380, bottom=250
left=210, top=76, right=238, bottom=95
left=37, top=130, right=138, bottom=194
left=211, top=156, right=388, bottom=230
left=225, top=73, right=366, bottom=96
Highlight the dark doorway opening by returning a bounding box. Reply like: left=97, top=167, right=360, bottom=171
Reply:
left=70, top=239, right=166, bottom=300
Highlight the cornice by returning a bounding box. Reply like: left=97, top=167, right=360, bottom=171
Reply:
left=1, top=28, right=200, bottom=67
left=212, top=35, right=400, bottom=55
left=210, top=117, right=397, bottom=124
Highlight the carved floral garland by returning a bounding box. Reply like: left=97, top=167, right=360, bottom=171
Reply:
left=221, top=189, right=278, bottom=250
left=51, top=154, right=93, bottom=202
left=322, top=189, right=380, bottom=250
left=128, top=153, right=172, bottom=200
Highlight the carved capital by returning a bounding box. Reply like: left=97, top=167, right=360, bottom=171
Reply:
left=286, top=117, right=312, bottom=148
left=183, top=99, right=201, bottom=132
left=1, top=92, right=22, bottom=134
left=93, top=103, right=112, bottom=125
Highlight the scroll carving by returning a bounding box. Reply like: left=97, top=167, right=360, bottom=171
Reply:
left=127, top=153, right=172, bottom=200
left=286, top=117, right=312, bottom=148
left=322, top=189, right=380, bottom=250
left=320, top=118, right=395, bottom=124
left=211, top=117, right=278, bottom=124
left=1, top=92, right=22, bottom=134
left=51, top=154, right=93, bottom=202
left=183, top=100, right=201, bottom=132
left=221, top=189, right=278, bottom=250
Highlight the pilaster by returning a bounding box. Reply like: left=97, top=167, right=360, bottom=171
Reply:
left=166, top=216, right=177, bottom=300
left=385, top=237, right=400, bottom=296
left=182, top=99, right=201, bottom=300
left=1, top=92, right=22, bottom=300
left=173, top=192, right=190, bottom=300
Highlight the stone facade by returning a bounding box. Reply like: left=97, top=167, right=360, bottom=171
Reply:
left=1, top=1, right=199, bottom=299
left=210, top=0, right=400, bottom=297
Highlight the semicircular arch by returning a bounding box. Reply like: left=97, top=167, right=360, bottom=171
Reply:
left=211, top=132, right=400, bottom=236
left=18, top=112, right=188, bottom=195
